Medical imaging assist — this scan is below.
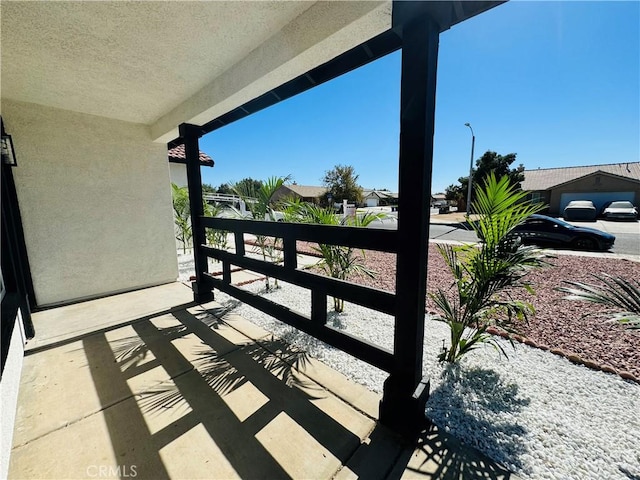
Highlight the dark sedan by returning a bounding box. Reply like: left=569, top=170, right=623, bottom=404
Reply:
left=511, top=214, right=615, bottom=251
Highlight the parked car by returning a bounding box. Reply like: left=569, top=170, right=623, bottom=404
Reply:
left=600, top=200, right=638, bottom=221
left=511, top=214, right=615, bottom=251
left=563, top=200, right=597, bottom=221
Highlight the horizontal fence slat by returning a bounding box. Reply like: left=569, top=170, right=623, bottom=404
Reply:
left=201, top=245, right=396, bottom=315
left=204, top=274, right=395, bottom=373
left=201, top=216, right=398, bottom=253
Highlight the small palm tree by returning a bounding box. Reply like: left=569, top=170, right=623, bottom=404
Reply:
left=233, top=176, right=290, bottom=290
left=431, top=173, right=548, bottom=363
left=171, top=183, right=192, bottom=253
left=286, top=202, right=384, bottom=312
left=558, top=274, right=640, bottom=329
left=203, top=202, right=228, bottom=250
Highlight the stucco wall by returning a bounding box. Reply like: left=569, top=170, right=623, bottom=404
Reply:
left=2, top=100, right=178, bottom=306
left=169, top=163, right=188, bottom=188
left=0, top=310, right=25, bottom=480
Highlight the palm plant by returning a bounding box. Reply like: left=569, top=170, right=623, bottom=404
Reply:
left=233, top=176, right=289, bottom=290
left=203, top=202, right=228, bottom=251
left=557, top=274, right=640, bottom=329
left=171, top=183, right=192, bottom=253
left=286, top=202, right=384, bottom=312
left=431, top=173, right=548, bottom=363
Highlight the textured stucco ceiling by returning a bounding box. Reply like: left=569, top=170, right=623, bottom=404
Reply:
left=1, top=1, right=391, bottom=141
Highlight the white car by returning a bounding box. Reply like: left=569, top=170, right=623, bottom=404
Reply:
left=600, top=201, right=638, bottom=221
left=563, top=200, right=597, bottom=221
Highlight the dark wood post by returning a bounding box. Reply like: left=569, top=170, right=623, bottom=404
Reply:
left=379, top=3, right=440, bottom=437
left=180, top=123, right=214, bottom=303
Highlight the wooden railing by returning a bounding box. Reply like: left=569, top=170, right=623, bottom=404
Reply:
left=198, top=216, right=397, bottom=372
left=175, top=0, right=505, bottom=437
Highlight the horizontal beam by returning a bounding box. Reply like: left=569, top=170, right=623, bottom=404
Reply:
left=205, top=275, right=395, bottom=373
left=201, top=246, right=396, bottom=315
left=392, top=1, right=505, bottom=34
left=201, top=217, right=398, bottom=253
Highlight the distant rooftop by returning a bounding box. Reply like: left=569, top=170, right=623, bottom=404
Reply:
left=522, top=162, right=640, bottom=191
left=168, top=144, right=214, bottom=167
left=285, top=185, right=328, bottom=198
left=362, top=189, right=399, bottom=199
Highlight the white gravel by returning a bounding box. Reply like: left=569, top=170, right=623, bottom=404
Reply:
left=212, top=280, right=640, bottom=480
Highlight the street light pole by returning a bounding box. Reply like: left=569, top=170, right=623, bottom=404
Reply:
left=464, top=123, right=475, bottom=213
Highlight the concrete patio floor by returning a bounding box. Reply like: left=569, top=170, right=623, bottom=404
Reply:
left=9, top=282, right=518, bottom=479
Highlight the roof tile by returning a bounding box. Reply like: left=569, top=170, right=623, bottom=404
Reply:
left=522, top=162, right=640, bottom=191
left=168, top=144, right=214, bottom=167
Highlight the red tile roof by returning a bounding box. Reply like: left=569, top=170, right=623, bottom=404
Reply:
left=168, top=144, right=214, bottom=167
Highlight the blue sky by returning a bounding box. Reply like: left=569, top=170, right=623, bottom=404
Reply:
left=200, top=1, right=639, bottom=194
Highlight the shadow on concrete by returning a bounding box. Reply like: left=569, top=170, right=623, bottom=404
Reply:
left=82, top=305, right=370, bottom=479
left=12, top=294, right=523, bottom=480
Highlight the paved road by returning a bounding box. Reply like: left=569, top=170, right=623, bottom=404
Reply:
left=427, top=223, right=639, bottom=256
left=368, top=216, right=639, bottom=256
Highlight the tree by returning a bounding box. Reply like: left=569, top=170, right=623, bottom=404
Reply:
left=431, top=173, right=547, bottom=363
left=202, top=183, right=216, bottom=195
left=448, top=151, right=525, bottom=212
left=322, top=165, right=363, bottom=205
left=215, top=179, right=262, bottom=195
left=445, top=182, right=467, bottom=210
left=216, top=183, right=234, bottom=195
left=234, top=178, right=263, bottom=196
left=472, top=151, right=524, bottom=190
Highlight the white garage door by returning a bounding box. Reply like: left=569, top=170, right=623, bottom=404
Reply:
left=559, top=191, right=636, bottom=213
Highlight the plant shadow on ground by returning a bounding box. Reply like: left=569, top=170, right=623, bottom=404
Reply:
left=83, top=302, right=370, bottom=480
left=75, top=297, right=534, bottom=480
left=619, top=459, right=640, bottom=480
left=388, top=423, right=516, bottom=480
left=424, top=365, right=531, bottom=476
left=110, top=307, right=322, bottom=416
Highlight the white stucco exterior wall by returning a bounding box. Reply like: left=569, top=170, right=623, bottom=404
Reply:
left=169, top=163, right=188, bottom=188
left=0, top=310, right=26, bottom=480
left=2, top=100, right=178, bottom=306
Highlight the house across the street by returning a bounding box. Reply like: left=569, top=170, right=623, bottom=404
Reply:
left=272, top=184, right=328, bottom=204
left=362, top=189, right=398, bottom=207
left=522, top=162, right=640, bottom=216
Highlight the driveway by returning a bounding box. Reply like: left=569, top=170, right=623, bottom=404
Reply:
left=565, top=219, right=639, bottom=234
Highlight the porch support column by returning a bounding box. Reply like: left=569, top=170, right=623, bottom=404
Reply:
left=180, top=123, right=214, bottom=303
left=379, top=3, right=440, bottom=437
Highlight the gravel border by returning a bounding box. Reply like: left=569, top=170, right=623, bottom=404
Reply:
left=211, top=281, right=640, bottom=480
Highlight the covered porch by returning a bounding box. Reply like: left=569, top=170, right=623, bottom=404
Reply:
left=2, top=1, right=511, bottom=477
left=10, top=282, right=514, bottom=479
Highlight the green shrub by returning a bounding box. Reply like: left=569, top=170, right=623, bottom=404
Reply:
left=431, top=173, right=548, bottom=363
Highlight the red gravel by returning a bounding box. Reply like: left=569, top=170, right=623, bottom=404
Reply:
left=295, top=241, right=640, bottom=379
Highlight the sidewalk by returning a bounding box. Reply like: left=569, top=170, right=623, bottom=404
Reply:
left=9, top=282, right=518, bottom=479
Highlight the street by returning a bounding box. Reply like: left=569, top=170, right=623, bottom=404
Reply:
left=426, top=223, right=638, bottom=256
left=365, top=211, right=639, bottom=256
